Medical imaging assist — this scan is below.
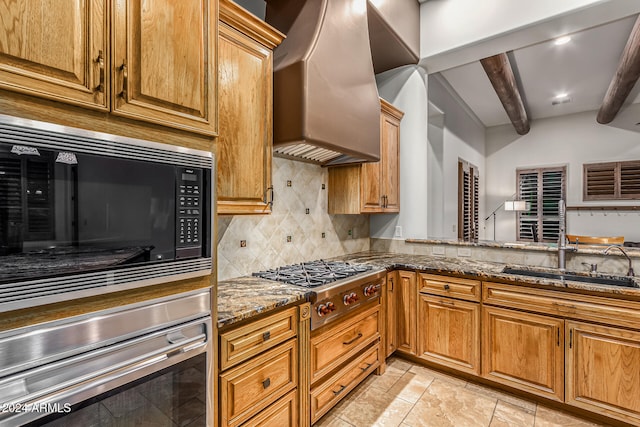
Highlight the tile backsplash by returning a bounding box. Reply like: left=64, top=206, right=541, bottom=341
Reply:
left=217, top=157, right=370, bottom=280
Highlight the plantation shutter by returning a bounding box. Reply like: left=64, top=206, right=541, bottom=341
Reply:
left=458, top=160, right=479, bottom=242
left=584, top=160, right=640, bottom=200
left=517, top=166, right=566, bottom=243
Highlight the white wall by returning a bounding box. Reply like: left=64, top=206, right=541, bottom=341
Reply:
left=371, top=66, right=429, bottom=240
left=427, top=75, right=486, bottom=239
left=486, top=110, right=640, bottom=243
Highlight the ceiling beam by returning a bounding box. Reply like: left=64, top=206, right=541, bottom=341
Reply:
left=597, top=15, right=640, bottom=124
left=480, top=53, right=530, bottom=135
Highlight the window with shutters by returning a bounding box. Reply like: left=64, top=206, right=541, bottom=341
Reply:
left=516, top=166, right=566, bottom=243
left=458, top=159, right=479, bottom=242
left=584, top=160, right=640, bottom=200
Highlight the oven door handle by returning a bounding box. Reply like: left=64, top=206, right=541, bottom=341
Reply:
left=0, top=318, right=210, bottom=425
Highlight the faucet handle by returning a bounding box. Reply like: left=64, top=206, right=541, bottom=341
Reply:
left=581, top=262, right=597, bottom=273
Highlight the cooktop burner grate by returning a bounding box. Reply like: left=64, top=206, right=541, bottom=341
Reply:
left=252, top=260, right=372, bottom=287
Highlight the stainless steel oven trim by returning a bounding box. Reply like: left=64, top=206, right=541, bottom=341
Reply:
left=0, top=289, right=211, bottom=378
left=0, top=290, right=214, bottom=427
left=0, top=257, right=212, bottom=313
left=0, top=113, right=212, bottom=168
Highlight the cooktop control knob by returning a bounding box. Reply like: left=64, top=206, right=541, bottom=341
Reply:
left=343, top=292, right=358, bottom=305
left=317, top=302, right=336, bottom=317
left=364, top=284, right=380, bottom=297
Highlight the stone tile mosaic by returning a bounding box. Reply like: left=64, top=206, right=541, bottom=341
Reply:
left=217, top=158, right=370, bottom=280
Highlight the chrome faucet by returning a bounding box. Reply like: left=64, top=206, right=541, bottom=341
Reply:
left=557, top=199, right=576, bottom=271
left=603, top=245, right=635, bottom=277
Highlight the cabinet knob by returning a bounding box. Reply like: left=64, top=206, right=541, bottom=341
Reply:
left=262, top=331, right=271, bottom=341
left=443, top=284, right=450, bottom=290
left=262, top=378, right=271, bottom=389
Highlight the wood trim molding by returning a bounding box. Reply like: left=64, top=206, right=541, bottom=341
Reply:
left=597, top=15, right=640, bottom=124
left=480, top=53, right=530, bottom=135
left=219, top=0, right=285, bottom=49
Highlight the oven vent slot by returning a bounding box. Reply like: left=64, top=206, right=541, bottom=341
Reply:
left=0, top=114, right=212, bottom=169
left=0, top=257, right=212, bottom=313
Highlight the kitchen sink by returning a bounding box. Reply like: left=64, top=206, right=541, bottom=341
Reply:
left=502, top=267, right=638, bottom=288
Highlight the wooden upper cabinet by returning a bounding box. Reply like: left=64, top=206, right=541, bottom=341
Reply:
left=217, top=0, right=284, bottom=215
left=0, top=0, right=109, bottom=110
left=111, top=0, right=217, bottom=135
left=328, top=98, right=403, bottom=214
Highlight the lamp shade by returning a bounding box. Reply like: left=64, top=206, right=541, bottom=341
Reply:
left=504, top=200, right=530, bottom=211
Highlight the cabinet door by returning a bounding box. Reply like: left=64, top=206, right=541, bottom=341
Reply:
left=0, top=0, right=108, bottom=109
left=566, top=321, right=640, bottom=425
left=385, top=272, right=396, bottom=357
left=482, top=306, right=564, bottom=401
left=111, top=0, right=216, bottom=135
left=419, top=294, right=480, bottom=375
left=395, top=270, right=417, bottom=355
left=360, top=161, right=382, bottom=212
left=381, top=106, right=400, bottom=212
left=217, top=18, right=276, bottom=214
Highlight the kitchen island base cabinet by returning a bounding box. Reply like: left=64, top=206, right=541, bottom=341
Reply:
left=418, top=294, right=480, bottom=375
left=566, top=321, right=640, bottom=425
left=482, top=306, right=564, bottom=402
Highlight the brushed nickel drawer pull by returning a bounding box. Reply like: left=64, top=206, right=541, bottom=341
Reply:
left=262, top=331, right=271, bottom=341
left=343, top=332, right=363, bottom=346
left=262, top=378, right=271, bottom=389
left=333, top=385, right=346, bottom=396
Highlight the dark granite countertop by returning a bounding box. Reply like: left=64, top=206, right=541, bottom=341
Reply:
left=217, top=276, right=312, bottom=329
left=217, top=251, right=640, bottom=328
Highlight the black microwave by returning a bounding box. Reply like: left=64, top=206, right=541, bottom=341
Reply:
left=0, top=114, right=213, bottom=312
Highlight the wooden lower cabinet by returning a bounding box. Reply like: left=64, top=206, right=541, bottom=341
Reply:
left=385, top=272, right=397, bottom=357
left=219, top=339, right=297, bottom=427
left=242, top=390, right=298, bottom=427
left=395, top=270, right=417, bottom=355
left=311, top=344, right=380, bottom=423
left=218, top=303, right=310, bottom=427
left=566, top=321, right=640, bottom=425
left=418, top=294, right=480, bottom=375
left=482, top=305, right=564, bottom=402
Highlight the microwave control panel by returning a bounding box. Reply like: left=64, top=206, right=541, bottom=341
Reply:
left=176, top=167, right=203, bottom=258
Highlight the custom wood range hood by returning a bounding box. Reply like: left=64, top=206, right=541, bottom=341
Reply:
left=265, top=0, right=382, bottom=166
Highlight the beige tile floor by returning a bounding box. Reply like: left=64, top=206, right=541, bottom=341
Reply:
left=314, top=357, right=610, bottom=427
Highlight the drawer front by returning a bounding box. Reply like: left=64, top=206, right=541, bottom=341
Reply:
left=220, top=339, right=297, bottom=427
left=220, top=307, right=297, bottom=370
left=482, top=282, right=640, bottom=330
left=311, top=344, right=380, bottom=423
left=419, top=273, right=480, bottom=302
left=310, top=304, right=380, bottom=384
left=241, top=390, right=298, bottom=427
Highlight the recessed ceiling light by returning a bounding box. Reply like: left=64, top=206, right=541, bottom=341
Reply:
left=554, top=36, right=572, bottom=46
left=555, top=93, right=569, bottom=99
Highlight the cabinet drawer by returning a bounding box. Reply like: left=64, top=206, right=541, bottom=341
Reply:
left=220, top=339, right=297, bottom=427
left=220, top=307, right=297, bottom=370
left=419, top=273, right=480, bottom=302
left=482, top=282, right=640, bottom=330
left=310, top=304, right=380, bottom=384
left=241, top=390, right=298, bottom=427
left=311, top=344, right=380, bottom=423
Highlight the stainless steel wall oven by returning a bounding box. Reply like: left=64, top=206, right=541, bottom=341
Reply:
left=0, top=114, right=213, bottom=312
left=0, top=289, right=214, bottom=426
